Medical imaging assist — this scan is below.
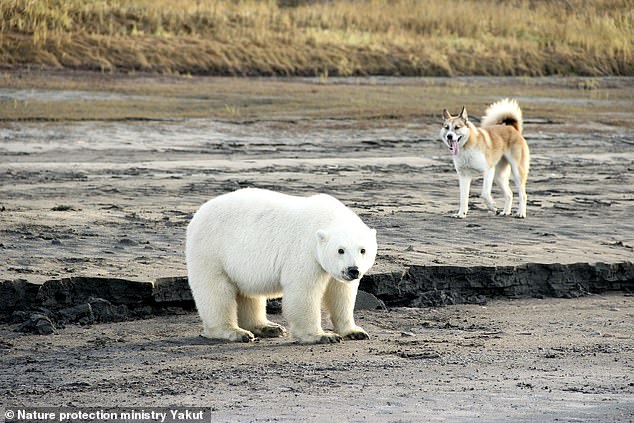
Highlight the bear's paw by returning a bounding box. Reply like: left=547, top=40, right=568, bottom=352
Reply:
left=252, top=323, right=287, bottom=339
left=202, top=328, right=257, bottom=343
left=342, top=328, right=370, bottom=341
left=315, top=332, right=343, bottom=344
left=234, top=331, right=258, bottom=343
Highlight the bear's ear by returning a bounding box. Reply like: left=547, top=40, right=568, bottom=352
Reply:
left=442, top=109, right=451, bottom=120
left=316, top=229, right=329, bottom=244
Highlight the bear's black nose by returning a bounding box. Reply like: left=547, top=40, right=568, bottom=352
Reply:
left=346, top=266, right=360, bottom=280
left=446, top=133, right=453, bottom=140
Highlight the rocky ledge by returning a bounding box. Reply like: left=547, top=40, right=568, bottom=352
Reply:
left=1, top=261, right=632, bottom=334
left=363, top=261, right=634, bottom=307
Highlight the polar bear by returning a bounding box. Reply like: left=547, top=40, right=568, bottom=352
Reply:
left=186, top=188, right=377, bottom=344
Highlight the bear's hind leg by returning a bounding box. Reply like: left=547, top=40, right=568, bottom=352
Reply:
left=237, top=294, right=287, bottom=338
left=189, top=267, right=255, bottom=343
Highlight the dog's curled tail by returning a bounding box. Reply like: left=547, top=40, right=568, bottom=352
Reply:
left=481, top=98, right=523, bottom=134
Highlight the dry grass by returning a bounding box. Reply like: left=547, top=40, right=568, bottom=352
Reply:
left=1, top=0, right=632, bottom=76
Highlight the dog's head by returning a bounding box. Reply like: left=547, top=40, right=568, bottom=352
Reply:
left=440, top=107, right=470, bottom=156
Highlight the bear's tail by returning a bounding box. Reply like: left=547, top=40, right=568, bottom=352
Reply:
left=481, top=98, right=523, bottom=134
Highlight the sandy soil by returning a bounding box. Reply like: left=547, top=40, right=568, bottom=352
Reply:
left=1, top=295, right=633, bottom=421
left=1, top=77, right=633, bottom=282
left=1, top=73, right=633, bottom=421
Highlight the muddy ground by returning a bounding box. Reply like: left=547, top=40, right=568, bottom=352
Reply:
left=0, top=72, right=633, bottom=421
left=1, top=295, right=633, bottom=422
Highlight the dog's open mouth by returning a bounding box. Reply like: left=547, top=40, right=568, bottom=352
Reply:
left=449, top=138, right=460, bottom=156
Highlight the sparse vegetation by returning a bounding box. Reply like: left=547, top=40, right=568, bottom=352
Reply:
left=1, top=0, right=632, bottom=76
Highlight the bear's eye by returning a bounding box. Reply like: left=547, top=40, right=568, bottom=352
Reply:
left=444, top=124, right=449, bottom=129
left=455, top=125, right=462, bottom=129
left=360, top=248, right=366, bottom=254
left=338, top=248, right=345, bottom=255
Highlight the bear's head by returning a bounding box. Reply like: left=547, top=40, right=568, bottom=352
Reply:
left=316, top=226, right=377, bottom=283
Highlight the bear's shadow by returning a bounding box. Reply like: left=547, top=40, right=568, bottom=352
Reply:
left=156, top=335, right=337, bottom=350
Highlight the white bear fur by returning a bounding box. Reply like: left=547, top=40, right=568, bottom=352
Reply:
left=186, top=188, right=378, bottom=344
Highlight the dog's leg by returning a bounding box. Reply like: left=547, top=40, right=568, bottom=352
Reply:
left=508, top=158, right=527, bottom=218
left=517, top=168, right=528, bottom=219
left=455, top=174, right=471, bottom=218
left=495, top=160, right=512, bottom=215
left=481, top=167, right=497, bottom=213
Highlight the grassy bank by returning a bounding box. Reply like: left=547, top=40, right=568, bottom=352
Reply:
left=1, top=0, right=632, bottom=76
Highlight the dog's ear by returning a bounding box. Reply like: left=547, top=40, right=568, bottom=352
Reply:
left=459, top=106, right=468, bottom=121
left=442, top=109, right=451, bottom=120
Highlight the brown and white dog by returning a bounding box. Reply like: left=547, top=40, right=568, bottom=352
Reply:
left=440, top=98, right=530, bottom=218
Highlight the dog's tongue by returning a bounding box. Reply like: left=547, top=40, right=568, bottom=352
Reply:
left=450, top=140, right=459, bottom=156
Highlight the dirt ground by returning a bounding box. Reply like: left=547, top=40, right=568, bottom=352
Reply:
left=1, top=295, right=633, bottom=421
left=0, top=72, right=633, bottom=421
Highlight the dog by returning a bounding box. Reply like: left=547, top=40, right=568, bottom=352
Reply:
left=440, top=98, right=530, bottom=218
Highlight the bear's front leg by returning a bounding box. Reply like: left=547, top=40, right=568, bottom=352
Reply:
left=324, top=278, right=369, bottom=341
left=189, top=266, right=257, bottom=343
left=282, top=275, right=342, bottom=344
